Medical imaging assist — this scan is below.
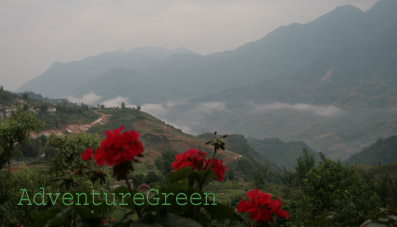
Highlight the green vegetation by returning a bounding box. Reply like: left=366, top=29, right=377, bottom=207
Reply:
left=155, top=149, right=178, bottom=176
left=88, top=108, right=147, bottom=134
left=248, top=138, right=318, bottom=170
left=199, top=133, right=280, bottom=183
left=38, top=103, right=98, bottom=130
left=346, top=135, right=397, bottom=166
left=292, top=157, right=380, bottom=226
left=1, top=90, right=397, bottom=226
left=46, top=133, right=101, bottom=174
left=0, top=108, right=42, bottom=169
left=0, top=169, right=51, bottom=226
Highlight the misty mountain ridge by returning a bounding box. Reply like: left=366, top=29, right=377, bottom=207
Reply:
left=20, top=0, right=397, bottom=103
left=18, top=0, right=397, bottom=160
left=345, top=135, right=397, bottom=166
left=247, top=137, right=319, bottom=170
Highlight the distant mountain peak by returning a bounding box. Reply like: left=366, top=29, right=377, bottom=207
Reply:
left=367, top=0, right=397, bottom=17
left=368, top=0, right=397, bottom=12
left=129, top=46, right=195, bottom=55
left=333, top=4, right=363, bottom=13
left=313, top=4, right=364, bottom=23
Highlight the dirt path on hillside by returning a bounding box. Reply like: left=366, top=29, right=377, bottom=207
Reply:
left=32, top=112, right=108, bottom=137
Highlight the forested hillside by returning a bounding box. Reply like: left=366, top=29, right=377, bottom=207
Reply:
left=346, top=135, right=397, bottom=165
left=247, top=137, right=318, bottom=169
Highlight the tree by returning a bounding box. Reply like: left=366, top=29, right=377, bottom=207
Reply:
left=132, top=173, right=145, bottom=186
left=295, top=148, right=316, bottom=185
left=0, top=169, right=51, bottom=226
left=253, top=168, right=266, bottom=188
left=39, top=104, right=48, bottom=113
left=21, top=93, right=29, bottom=100
left=46, top=133, right=100, bottom=174
left=293, top=157, right=380, bottom=226
left=377, top=174, right=397, bottom=208
left=154, top=149, right=178, bottom=176
left=0, top=108, right=42, bottom=169
left=226, top=168, right=235, bottom=181
left=17, top=138, right=40, bottom=158
left=281, top=148, right=316, bottom=187
left=145, top=171, right=160, bottom=185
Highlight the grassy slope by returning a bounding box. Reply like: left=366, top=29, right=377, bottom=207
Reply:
left=88, top=108, right=269, bottom=180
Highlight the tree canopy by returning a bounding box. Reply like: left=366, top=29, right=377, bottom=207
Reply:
left=0, top=108, right=42, bottom=169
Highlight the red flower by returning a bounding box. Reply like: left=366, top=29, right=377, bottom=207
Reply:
left=205, top=158, right=228, bottom=182
left=268, top=195, right=289, bottom=219
left=81, top=148, right=93, bottom=161
left=171, top=148, right=207, bottom=171
left=94, top=126, right=144, bottom=167
left=237, top=189, right=289, bottom=222
left=171, top=149, right=228, bottom=182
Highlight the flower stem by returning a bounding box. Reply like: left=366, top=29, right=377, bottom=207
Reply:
left=199, top=146, right=217, bottom=191
left=125, top=177, right=142, bottom=218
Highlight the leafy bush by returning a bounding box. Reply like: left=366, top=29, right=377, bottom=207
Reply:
left=0, top=169, right=51, bottom=226
left=293, top=157, right=381, bottom=226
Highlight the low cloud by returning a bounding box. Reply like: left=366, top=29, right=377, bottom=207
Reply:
left=197, top=102, right=227, bottom=114
left=67, top=91, right=102, bottom=105
left=140, top=101, right=228, bottom=134
left=253, top=102, right=344, bottom=117
left=141, top=102, right=177, bottom=117
left=101, top=96, right=131, bottom=108
left=141, top=101, right=227, bottom=117
left=141, top=102, right=195, bottom=134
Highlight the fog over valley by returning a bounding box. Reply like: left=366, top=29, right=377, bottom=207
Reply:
left=4, top=0, right=397, bottom=160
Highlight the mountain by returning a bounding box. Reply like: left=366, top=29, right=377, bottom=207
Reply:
left=345, top=135, right=397, bottom=166
left=247, top=137, right=318, bottom=169
left=197, top=133, right=281, bottom=182
left=156, top=0, right=397, bottom=159
left=85, top=108, right=281, bottom=181
left=0, top=88, right=98, bottom=130
left=180, top=22, right=397, bottom=159
left=20, top=1, right=397, bottom=104
left=18, top=0, right=397, bottom=160
left=19, top=47, right=200, bottom=103
left=2, top=88, right=276, bottom=181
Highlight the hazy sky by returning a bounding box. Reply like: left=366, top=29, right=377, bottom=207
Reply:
left=0, top=0, right=378, bottom=91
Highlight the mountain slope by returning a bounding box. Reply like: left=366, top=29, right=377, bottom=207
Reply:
left=18, top=0, right=397, bottom=161
left=345, top=135, right=397, bottom=166
left=19, top=1, right=397, bottom=105
left=247, top=137, right=318, bottom=169
left=86, top=108, right=280, bottom=181
left=197, top=133, right=281, bottom=182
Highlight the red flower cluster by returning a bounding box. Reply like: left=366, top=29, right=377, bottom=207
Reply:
left=171, top=148, right=207, bottom=171
left=82, top=126, right=144, bottom=167
left=171, top=148, right=227, bottom=182
left=237, top=189, right=289, bottom=222
left=81, top=148, right=93, bottom=161
left=205, top=158, right=227, bottom=182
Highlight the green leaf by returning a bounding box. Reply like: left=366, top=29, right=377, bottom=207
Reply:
left=168, top=167, right=193, bottom=183
left=204, top=202, right=236, bottom=221
left=389, top=215, right=397, bottom=221
left=113, top=185, right=139, bottom=208
left=161, top=179, right=189, bottom=193
left=131, top=212, right=202, bottom=227
left=195, top=170, right=216, bottom=183
left=32, top=207, right=72, bottom=227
